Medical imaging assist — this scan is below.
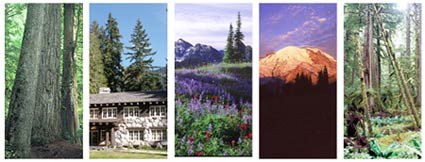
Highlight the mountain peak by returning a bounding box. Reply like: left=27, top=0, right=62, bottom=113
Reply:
left=260, top=46, right=336, bottom=85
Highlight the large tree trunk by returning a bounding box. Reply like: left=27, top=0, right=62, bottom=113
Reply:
left=414, top=4, right=421, bottom=106
left=355, top=32, right=374, bottom=138
left=362, top=5, right=376, bottom=113
left=31, top=4, right=62, bottom=145
left=5, top=4, right=46, bottom=158
left=376, top=26, right=381, bottom=93
left=61, top=4, right=80, bottom=144
left=373, top=5, right=420, bottom=129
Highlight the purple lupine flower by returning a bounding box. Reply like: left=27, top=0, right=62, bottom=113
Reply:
left=208, top=124, right=213, bottom=132
left=197, top=142, right=203, bottom=151
left=188, top=145, right=194, bottom=155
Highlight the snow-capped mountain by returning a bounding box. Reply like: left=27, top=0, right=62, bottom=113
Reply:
left=260, top=46, right=336, bottom=85
left=175, top=38, right=193, bottom=62
left=175, top=38, right=223, bottom=67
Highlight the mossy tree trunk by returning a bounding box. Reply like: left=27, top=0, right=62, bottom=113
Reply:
left=6, top=4, right=47, bottom=158
left=62, top=4, right=80, bottom=144
left=373, top=4, right=420, bottom=129
left=355, top=32, right=374, bottom=138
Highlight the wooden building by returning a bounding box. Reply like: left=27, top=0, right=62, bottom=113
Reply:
left=89, top=90, right=167, bottom=148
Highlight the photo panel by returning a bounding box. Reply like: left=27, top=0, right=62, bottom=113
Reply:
left=344, top=3, right=421, bottom=159
left=5, top=3, right=83, bottom=159
left=174, top=3, right=253, bottom=157
left=89, top=3, right=168, bottom=159
left=259, top=3, right=337, bottom=158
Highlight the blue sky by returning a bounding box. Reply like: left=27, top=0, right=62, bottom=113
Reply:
left=90, top=4, right=167, bottom=67
left=175, top=4, right=252, bottom=50
left=260, top=4, right=336, bottom=58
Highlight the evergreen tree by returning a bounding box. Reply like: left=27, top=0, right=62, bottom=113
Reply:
left=103, top=13, right=124, bottom=92
left=124, top=19, right=159, bottom=91
left=245, top=45, right=252, bottom=61
left=223, top=23, right=234, bottom=63
left=317, top=66, right=329, bottom=86
left=233, top=12, right=245, bottom=62
left=90, top=21, right=108, bottom=93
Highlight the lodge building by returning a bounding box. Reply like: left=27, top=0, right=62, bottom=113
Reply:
left=89, top=89, right=167, bottom=148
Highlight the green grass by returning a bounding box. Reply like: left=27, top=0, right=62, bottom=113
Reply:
left=90, top=150, right=167, bottom=159
left=197, top=62, right=251, bottom=73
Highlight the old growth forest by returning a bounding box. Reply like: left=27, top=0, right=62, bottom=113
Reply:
left=5, top=4, right=83, bottom=158
left=344, top=4, right=421, bottom=159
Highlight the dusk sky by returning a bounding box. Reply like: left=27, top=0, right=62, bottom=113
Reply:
left=90, top=4, right=167, bottom=67
left=176, top=4, right=252, bottom=50
left=260, top=4, right=336, bottom=58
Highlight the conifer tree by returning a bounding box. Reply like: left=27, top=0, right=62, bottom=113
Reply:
left=233, top=12, right=245, bottom=62
left=124, top=19, right=159, bottom=91
left=223, top=23, right=234, bottom=63
left=103, top=13, right=124, bottom=92
left=90, top=21, right=108, bottom=93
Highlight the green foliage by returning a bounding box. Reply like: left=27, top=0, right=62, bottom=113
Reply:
left=75, top=4, right=84, bottom=133
left=89, top=21, right=108, bottom=94
left=5, top=3, right=26, bottom=116
left=233, top=12, right=245, bottom=62
left=223, top=24, right=234, bottom=63
left=123, top=19, right=162, bottom=91
left=223, top=12, right=247, bottom=63
left=102, top=13, right=124, bottom=92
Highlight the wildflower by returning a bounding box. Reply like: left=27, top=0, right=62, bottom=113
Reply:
left=231, top=140, right=236, bottom=147
left=248, top=133, right=252, bottom=139
left=189, top=136, right=194, bottom=144
left=197, top=151, right=203, bottom=156
left=213, top=96, right=219, bottom=103
left=243, top=122, right=248, bottom=129
left=197, top=142, right=203, bottom=151
left=205, top=131, right=211, bottom=141
left=238, top=137, right=242, bottom=144
left=208, top=123, right=213, bottom=132
left=188, top=146, right=194, bottom=155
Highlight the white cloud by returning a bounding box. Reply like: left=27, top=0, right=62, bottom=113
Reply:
left=175, top=4, right=252, bottom=49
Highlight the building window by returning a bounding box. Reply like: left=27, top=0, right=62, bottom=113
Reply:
left=100, top=130, right=106, bottom=141
left=150, top=105, right=166, bottom=117
left=152, top=129, right=167, bottom=141
left=124, top=107, right=139, bottom=118
left=90, top=108, right=99, bottom=119
left=129, top=130, right=144, bottom=142
left=102, top=107, right=117, bottom=119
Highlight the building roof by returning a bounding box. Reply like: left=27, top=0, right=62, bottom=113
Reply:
left=90, top=91, right=167, bottom=104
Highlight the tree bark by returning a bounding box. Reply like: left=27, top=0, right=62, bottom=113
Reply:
left=355, top=32, right=374, bottom=138
left=362, top=5, right=376, bottom=113
left=62, top=4, right=79, bottom=144
left=373, top=5, right=420, bottom=129
left=6, top=4, right=45, bottom=158
left=30, top=4, right=62, bottom=146
left=414, top=4, right=421, bottom=106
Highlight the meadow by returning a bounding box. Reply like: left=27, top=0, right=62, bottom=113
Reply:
left=175, top=63, right=252, bottom=156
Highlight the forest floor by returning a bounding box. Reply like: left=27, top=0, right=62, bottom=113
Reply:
left=344, top=115, right=421, bottom=159
left=31, top=140, right=82, bottom=158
